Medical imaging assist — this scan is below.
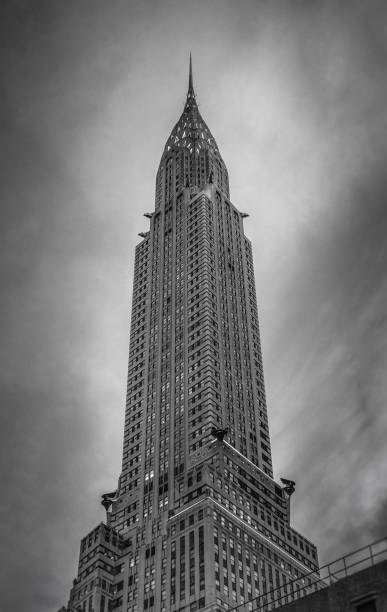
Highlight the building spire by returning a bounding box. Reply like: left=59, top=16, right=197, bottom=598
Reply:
left=188, top=52, right=195, bottom=97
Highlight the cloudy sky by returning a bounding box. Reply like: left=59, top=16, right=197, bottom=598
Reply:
left=1, top=1, right=387, bottom=610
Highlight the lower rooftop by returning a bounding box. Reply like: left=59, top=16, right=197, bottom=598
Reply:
left=228, top=535, right=387, bottom=612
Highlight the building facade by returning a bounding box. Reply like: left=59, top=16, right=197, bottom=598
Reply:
left=66, top=59, right=318, bottom=612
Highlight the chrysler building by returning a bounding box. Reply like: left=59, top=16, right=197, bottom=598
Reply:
left=66, top=58, right=318, bottom=612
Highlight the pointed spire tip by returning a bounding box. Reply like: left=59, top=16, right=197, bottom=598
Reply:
left=188, top=52, right=194, bottom=97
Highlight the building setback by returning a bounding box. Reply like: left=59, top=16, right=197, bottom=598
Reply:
left=66, top=59, right=318, bottom=612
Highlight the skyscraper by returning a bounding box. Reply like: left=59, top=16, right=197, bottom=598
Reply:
left=67, top=59, right=318, bottom=612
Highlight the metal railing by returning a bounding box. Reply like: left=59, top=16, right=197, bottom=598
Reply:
left=228, top=535, right=387, bottom=611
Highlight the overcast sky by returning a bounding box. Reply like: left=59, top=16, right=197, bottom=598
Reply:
left=1, top=1, right=387, bottom=610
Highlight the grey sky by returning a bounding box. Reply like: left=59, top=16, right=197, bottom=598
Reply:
left=0, top=1, right=386, bottom=610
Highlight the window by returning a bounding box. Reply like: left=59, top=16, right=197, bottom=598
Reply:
left=354, top=600, right=377, bottom=612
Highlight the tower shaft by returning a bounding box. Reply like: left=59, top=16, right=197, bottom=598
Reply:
left=67, top=61, right=318, bottom=612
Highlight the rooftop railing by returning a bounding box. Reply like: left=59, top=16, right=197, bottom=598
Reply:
left=228, top=535, right=387, bottom=612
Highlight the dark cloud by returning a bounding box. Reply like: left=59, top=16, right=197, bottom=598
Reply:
left=267, top=160, right=387, bottom=563
left=367, top=496, right=387, bottom=542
